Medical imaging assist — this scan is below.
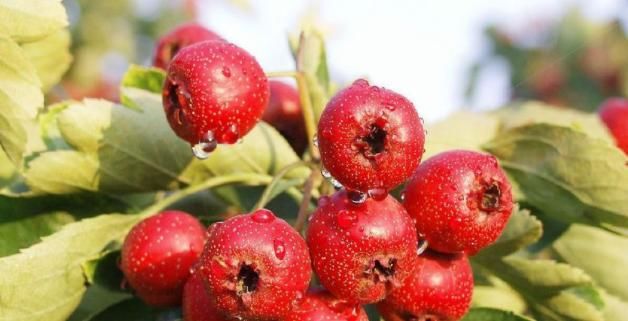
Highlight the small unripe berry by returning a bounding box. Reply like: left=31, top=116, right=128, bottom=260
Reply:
left=599, top=97, right=628, bottom=155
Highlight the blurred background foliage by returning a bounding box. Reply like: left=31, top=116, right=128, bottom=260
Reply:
left=467, top=9, right=628, bottom=111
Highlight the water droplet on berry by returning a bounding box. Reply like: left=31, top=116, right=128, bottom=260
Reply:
left=348, top=190, right=367, bottom=204
left=321, top=168, right=343, bottom=189
left=385, top=104, right=396, bottom=111
left=222, top=66, right=232, bottom=77
left=273, top=239, right=286, bottom=260
left=352, top=79, right=370, bottom=87
left=219, top=124, right=240, bottom=144
left=368, top=187, right=387, bottom=201
left=417, top=239, right=429, bottom=255
left=400, top=191, right=406, bottom=201
left=192, top=130, right=217, bottom=159
left=251, top=209, right=275, bottom=223
left=337, top=210, right=357, bottom=229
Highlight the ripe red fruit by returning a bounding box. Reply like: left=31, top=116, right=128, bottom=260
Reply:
left=183, top=272, right=231, bottom=321
left=285, top=288, right=369, bottom=321
left=377, top=251, right=473, bottom=321
left=153, top=22, right=223, bottom=69
left=120, top=211, right=206, bottom=307
left=317, top=79, right=425, bottom=193
left=262, top=80, right=307, bottom=154
left=198, top=209, right=311, bottom=320
left=306, top=189, right=418, bottom=304
left=162, top=40, right=270, bottom=148
left=403, top=150, right=513, bottom=255
left=599, top=97, right=628, bottom=155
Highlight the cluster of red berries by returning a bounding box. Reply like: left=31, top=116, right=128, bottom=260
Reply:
left=120, top=22, right=518, bottom=321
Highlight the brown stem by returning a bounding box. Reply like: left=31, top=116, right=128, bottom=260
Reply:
left=293, top=170, right=317, bottom=233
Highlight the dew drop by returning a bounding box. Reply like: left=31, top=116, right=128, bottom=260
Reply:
left=348, top=190, right=367, bottom=204
left=336, top=210, right=357, bottom=229
left=400, top=191, right=406, bottom=201
left=273, top=239, right=286, bottom=260
left=352, top=79, right=370, bottom=87
left=222, top=66, right=232, bottom=77
left=192, top=130, right=217, bottom=159
left=251, top=209, right=275, bottom=223
left=367, top=187, right=387, bottom=201
left=385, top=104, right=396, bottom=111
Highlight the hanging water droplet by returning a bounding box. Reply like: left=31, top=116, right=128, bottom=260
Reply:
left=348, top=190, right=367, bottom=204
left=417, top=239, right=429, bottom=255
left=251, top=209, right=275, bottom=223
left=367, top=187, right=387, bottom=201
left=273, top=239, right=286, bottom=260
left=352, top=79, right=370, bottom=87
left=192, top=130, right=217, bottom=159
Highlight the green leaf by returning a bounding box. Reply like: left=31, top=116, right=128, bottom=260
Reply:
left=67, top=284, right=131, bottom=321
left=425, top=111, right=501, bottom=158
left=462, top=308, right=535, bottom=321
left=21, top=28, right=72, bottom=92
left=88, top=298, right=160, bottom=321
left=0, top=0, right=68, bottom=43
left=477, top=207, right=542, bottom=258
left=553, top=224, right=628, bottom=301
left=119, top=65, right=165, bottom=110
left=292, top=28, right=332, bottom=121
left=0, top=213, right=141, bottom=321
left=472, top=286, right=527, bottom=313
left=25, top=98, right=192, bottom=194
left=484, top=124, right=628, bottom=229
left=0, top=35, right=44, bottom=165
left=496, top=102, right=613, bottom=143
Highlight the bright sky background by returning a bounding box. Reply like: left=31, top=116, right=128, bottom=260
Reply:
left=194, top=0, right=625, bottom=122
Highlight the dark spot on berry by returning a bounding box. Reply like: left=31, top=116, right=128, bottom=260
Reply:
left=168, top=43, right=181, bottom=62
left=480, top=182, right=501, bottom=211
left=364, top=124, right=387, bottom=156
left=374, top=258, right=396, bottom=277
left=236, top=264, right=259, bottom=295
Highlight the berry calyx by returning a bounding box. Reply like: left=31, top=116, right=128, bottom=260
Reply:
left=306, top=189, right=418, bottom=304
left=162, top=40, right=269, bottom=147
left=262, top=80, right=307, bottom=155
left=285, top=288, right=369, bottom=321
left=183, top=272, right=231, bottom=321
left=198, top=209, right=311, bottom=320
left=120, top=211, right=206, bottom=307
left=377, top=251, right=473, bottom=321
left=317, top=79, right=425, bottom=193
left=598, top=97, right=628, bottom=155
left=153, top=22, right=224, bottom=69
left=403, top=150, right=513, bottom=255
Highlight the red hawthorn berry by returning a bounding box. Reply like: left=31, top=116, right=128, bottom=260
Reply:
left=599, top=97, right=628, bottom=155
left=120, top=211, right=206, bottom=307
left=285, top=288, right=369, bottom=321
left=403, top=150, right=514, bottom=255
left=377, top=251, right=473, bottom=321
left=198, top=209, right=311, bottom=320
left=162, top=40, right=270, bottom=149
left=153, top=22, right=223, bottom=69
left=317, top=79, right=425, bottom=194
left=183, top=272, right=231, bottom=321
left=262, top=80, right=307, bottom=155
left=306, top=189, right=418, bottom=304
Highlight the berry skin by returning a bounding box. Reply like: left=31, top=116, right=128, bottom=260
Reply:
left=306, top=189, right=418, bottom=304
left=599, top=97, right=628, bottom=155
left=162, top=40, right=270, bottom=146
left=403, top=150, right=513, bottom=255
left=285, top=288, right=369, bottom=321
left=120, top=211, right=206, bottom=307
left=183, top=272, right=231, bottom=321
left=262, top=80, right=307, bottom=155
left=198, top=209, right=311, bottom=320
left=317, top=79, right=425, bottom=193
left=377, top=251, right=473, bottom=321
left=153, top=22, right=223, bottom=69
